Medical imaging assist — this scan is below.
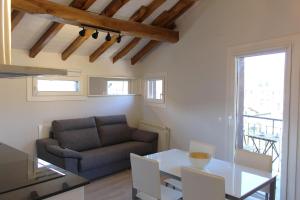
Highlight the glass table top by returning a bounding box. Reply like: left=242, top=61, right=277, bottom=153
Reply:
left=0, top=143, right=65, bottom=195
left=146, top=149, right=276, bottom=199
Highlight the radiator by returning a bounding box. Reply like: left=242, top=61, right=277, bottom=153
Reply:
left=138, top=121, right=170, bottom=151
left=38, top=124, right=51, bottom=139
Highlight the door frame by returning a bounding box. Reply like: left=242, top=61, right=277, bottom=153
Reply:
left=226, top=39, right=296, bottom=200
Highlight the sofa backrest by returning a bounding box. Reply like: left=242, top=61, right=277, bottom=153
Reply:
left=95, top=115, right=132, bottom=146
left=52, top=117, right=101, bottom=151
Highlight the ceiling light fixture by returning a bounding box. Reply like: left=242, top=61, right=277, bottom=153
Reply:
left=105, top=32, right=111, bottom=41
left=92, top=30, right=99, bottom=39
left=117, top=34, right=122, bottom=43
left=79, top=27, right=86, bottom=37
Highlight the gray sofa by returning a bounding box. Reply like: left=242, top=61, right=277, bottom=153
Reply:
left=36, top=115, right=158, bottom=180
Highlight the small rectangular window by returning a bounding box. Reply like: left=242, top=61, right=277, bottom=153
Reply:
left=88, top=76, right=141, bottom=96
left=107, top=80, right=129, bottom=95
left=28, top=70, right=85, bottom=101
left=145, top=78, right=165, bottom=104
left=37, top=80, right=80, bottom=92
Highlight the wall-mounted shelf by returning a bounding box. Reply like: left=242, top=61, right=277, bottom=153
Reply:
left=0, top=64, right=67, bottom=78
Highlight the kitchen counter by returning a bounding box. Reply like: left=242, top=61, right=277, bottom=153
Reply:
left=0, top=143, right=89, bottom=200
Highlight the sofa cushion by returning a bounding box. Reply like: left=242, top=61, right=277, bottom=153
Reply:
left=79, top=142, right=154, bottom=171
left=95, top=115, right=132, bottom=146
left=132, top=130, right=159, bottom=143
left=95, top=115, right=127, bottom=126
left=56, top=128, right=101, bottom=151
left=52, top=117, right=97, bottom=137
left=99, top=124, right=132, bottom=146
left=52, top=117, right=101, bottom=151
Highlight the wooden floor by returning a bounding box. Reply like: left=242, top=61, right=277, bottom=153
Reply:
left=85, top=170, right=133, bottom=200
left=84, top=170, right=268, bottom=200
left=85, top=170, right=169, bottom=200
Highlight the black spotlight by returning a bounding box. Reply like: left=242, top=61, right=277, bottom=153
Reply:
left=92, top=30, right=99, bottom=39
left=79, top=27, right=86, bottom=37
left=117, top=34, right=122, bottom=43
left=105, top=32, right=111, bottom=41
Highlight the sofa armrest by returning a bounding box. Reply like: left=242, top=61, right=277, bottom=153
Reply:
left=46, top=145, right=82, bottom=159
left=36, top=138, right=79, bottom=174
left=37, top=138, right=59, bottom=147
left=132, top=129, right=158, bottom=143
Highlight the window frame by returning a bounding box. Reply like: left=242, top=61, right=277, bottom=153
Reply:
left=33, top=76, right=82, bottom=96
left=144, top=76, right=166, bottom=105
left=27, top=70, right=86, bottom=101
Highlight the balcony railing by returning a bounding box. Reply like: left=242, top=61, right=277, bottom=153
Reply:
left=242, top=115, right=282, bottom=169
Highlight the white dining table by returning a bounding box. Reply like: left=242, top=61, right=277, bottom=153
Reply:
left=132, top=149, right=277, bottom=200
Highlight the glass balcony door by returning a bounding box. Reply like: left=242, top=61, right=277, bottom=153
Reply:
left=236, top=51, right=287, bottom=199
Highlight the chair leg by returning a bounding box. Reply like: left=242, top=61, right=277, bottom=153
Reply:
left=132, top=188, right=138, bottom=200
left=265, top=193, right=269, bottom=200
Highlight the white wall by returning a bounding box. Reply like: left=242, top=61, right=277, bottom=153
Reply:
left=138, top=0, right=300, bottom=198
left=139, top=0, right=300, bottom=158
left=0, top=49, right=142, bottom=154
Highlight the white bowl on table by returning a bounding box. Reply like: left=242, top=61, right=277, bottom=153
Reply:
left=189, top=152, right=212, bottom=169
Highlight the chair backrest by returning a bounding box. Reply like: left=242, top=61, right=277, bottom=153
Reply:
left=189, top=140, right=216, bottom=157
left=182, top=167, right=225, bottom=200
left=234, top=149, right=272, bottom=172
left=130, top=153, right=161, bottom=199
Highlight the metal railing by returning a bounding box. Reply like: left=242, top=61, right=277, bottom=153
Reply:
left=243, top=115, right=282, bottom=137
left=242, top=115, right=282, bottom=170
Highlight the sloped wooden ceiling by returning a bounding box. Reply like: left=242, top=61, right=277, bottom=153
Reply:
left=12, top=0, right=197, bottom=65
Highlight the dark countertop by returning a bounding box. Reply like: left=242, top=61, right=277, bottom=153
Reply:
left=0, top=143, right=89, bottom=200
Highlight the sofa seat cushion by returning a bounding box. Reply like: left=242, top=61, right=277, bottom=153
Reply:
left=79, top=142, right=154, bottom=171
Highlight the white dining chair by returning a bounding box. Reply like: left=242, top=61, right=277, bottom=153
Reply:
left=181, top=167, right=225, bottom=200
left=235, top=149, right=272, bottom=200
left=130, top=153, right=182, bottom=200
left=164, top=140, right=216, bottom=191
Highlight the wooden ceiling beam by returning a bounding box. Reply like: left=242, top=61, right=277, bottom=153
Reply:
left=28, top=0, right=96, bottom=58
left=112, top=0, right=194, bottom=63
left=131, top=40, right=160, bottom=65
left=12, top=0, right=179, bottom=52
left=111, top=11, right=167, bottom=63
left=130, top=0, right=195, bottom=65
left=69, top=0, right=97, bottom=10
left=89, top=0, right=166, bottom=63
left=130, top=22, right=175, bottom=65
left=11, top=10, right=25, bottom=31
left=61, top=0, right=130, bottom=60
left=113, top=24, right=175, bottom=64
left=112, top=38, right=140, bottom=63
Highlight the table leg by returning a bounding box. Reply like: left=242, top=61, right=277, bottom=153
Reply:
left=251, top=137, right=260, bottom=153
left=132, top=187, right=137, bottom=200
left=272, top=143, right=280, bottom=162
left=269, top=178, right=276, bottom=200
left=263, top=141, right=271, bottom=154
